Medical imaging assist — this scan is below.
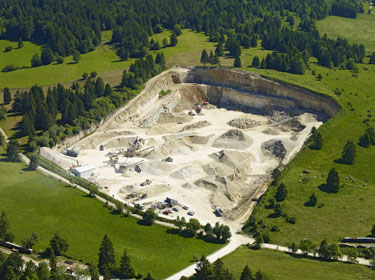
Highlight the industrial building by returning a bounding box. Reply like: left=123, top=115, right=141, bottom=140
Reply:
left=70, top=164, right=96, bottom=178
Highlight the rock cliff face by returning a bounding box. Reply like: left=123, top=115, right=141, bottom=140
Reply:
left=192, top=67, right=340, bottom=120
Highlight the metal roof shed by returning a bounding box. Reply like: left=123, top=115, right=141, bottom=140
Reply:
left=71, top=164, right=96, bottom=178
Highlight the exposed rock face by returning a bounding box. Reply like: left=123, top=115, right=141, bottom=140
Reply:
left=192, top=67, right=340, bottom=120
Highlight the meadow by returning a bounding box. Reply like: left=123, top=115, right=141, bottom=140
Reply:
left=0, top=149, right=223, bottom=278
left=316, top=5, right=375, bottom=53
left=0, top=30, right=217, bottom=89
left=222, top=247, right=375, bottom=280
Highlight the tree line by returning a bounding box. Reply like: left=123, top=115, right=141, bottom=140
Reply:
left=3, top=53, right=166, bottom=153
left=181, top=256, right=267, bottom=280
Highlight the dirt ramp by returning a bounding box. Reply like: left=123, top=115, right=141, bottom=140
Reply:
left=212, top=129, right=253, bottom=150
left=104, top=136, right=137, bottom=149
left=183, top=135, right=211, bottom=145
left=157, top=112, right=193, bottom=124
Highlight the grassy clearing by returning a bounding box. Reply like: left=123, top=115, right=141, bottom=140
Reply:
left=0, top=30, right=217, bottom=89
left=316, top=9, right=375, bottom=53
left=0, top=40, right=41, bottom=70
left=0, top=149, right=223, bottom=278
left=222, top=247, right=375, bottom=280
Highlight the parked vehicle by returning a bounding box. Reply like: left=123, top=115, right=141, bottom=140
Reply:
left=187, top=210, right=195, bottom=216
left=183, top=205, right=189, bottom=210
left=172, top=207, right=179, bottom=212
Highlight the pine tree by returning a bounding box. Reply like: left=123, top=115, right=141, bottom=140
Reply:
left=116, top=249, right=136, bottom=279
left=212, top=258, right=225, bottom=279
left=104, top=84, right=113, bottom=96
left=0, top=133, right=4, bottom=147
left=371, top=225, right=375, bottom=237
left=73, top=49, right=81, bottom=63
left=0, top=211, right=10, bottom=240
left=359, top=132, right=370, bottom=148
left=6, top=140, right=21, bottom=162
left=49, top=232, right=69, bottom=256
left=143, top=272, right=155, bottom=280
left=41, top=47, right=54, bottom=65
left=95, top=77, right=105, bottom=97
left=252, top=56, right=260, bottom=68
left=201, top=49, right=209, bottom=66
left=98, top=234, right=116, bottom=276
left=340, top=141, right=356, bottom=164
left=234, top=56, right=242, bottom=67
left=305, top=193, right=317, bottom=207
left=3, top=87, right=11, bottom=104
left=213, top=55, right=220, bottom=66
left=209, top=51, right=214, bottom=66
left=275, top=183, right=287, bottom=202
left=194, top=256, right=214, bottom=280
left=170, top=32, right=178, bottom=46
left=49, top=249, right=57, bottom=273
left=326, top=168, right=340, bottom=193
left=240, top=265, right=254, bottom=280
left=255, top=270, right=264, bottom=280
left=18, top=38, right=23, bottom=49
left=21, top=112, right=35, bottom=137
left=215, top=42, right=224, bottom=56
left=273, top=203, right=283, bottom=217
left=318, top=240, right=330, bottom=260
left=29, top=154, right=40, bottom=170
left=31, top=53, right=42, bottom=67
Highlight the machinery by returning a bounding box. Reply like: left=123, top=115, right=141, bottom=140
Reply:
left=63, top=147, right=79, bottom=157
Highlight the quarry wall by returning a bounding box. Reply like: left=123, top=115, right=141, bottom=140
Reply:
left=192, top=67, right=341, bottom=120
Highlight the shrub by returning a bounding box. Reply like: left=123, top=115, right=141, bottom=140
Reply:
left=2, top=64, right=17, bottom=72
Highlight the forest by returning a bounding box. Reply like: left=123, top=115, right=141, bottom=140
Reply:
left=0, top=0, right=366, bottom=75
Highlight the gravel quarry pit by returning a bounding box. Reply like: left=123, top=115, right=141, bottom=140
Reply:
left=43, top=67, right=340, bottom=230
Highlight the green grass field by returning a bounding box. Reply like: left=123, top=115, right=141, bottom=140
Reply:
left=0, top=30, right=216, bottom=89
left=0, top=149, right=223, bottom=278
left=317, top=9, right=375, bottom=53
left=222, top=247, right=375, bottom=280
left=237, top=51, right=375, bottom=245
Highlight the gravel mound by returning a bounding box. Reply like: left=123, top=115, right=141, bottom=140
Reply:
left=180, top=121, right=211, bottom=132
left=282, top=118, right=306, bottom=132
left=262, top=140, right=287, bottom=159
left=227, top=118, right=261, bottom=129
left=268, top=111, right=290, bottom=123
left=212, top=129, right=252, bottom=150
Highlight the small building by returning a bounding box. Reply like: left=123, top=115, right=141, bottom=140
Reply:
left=70, top=164, right=96, bottom=178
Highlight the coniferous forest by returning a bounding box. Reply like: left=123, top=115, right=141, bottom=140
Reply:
left=0, top=0, right=366, bottom=73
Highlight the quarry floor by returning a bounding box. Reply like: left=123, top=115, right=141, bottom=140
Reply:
left=72, top=108, right=320, bottom=229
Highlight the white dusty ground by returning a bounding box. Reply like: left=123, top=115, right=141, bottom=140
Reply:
left=43, top=68, right=322, bottom=230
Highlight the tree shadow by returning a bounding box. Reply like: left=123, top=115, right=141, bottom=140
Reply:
left=137, top=220, right=152, bottom=226
left=267, top=213, right=280, bottom=218
left=318, top=183, right=334, bottom=193
left=165, top=228, right=195, bottom=238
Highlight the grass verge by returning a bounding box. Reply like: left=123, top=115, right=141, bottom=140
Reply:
left=222, top=247, right=375, bottom=280
left=0, top=148, right=223, bottom=278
